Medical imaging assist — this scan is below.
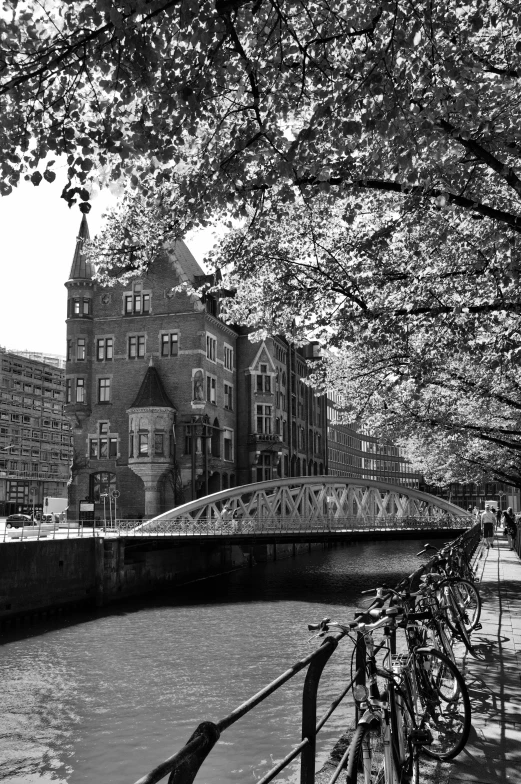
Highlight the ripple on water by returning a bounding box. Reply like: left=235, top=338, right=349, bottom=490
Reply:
left=0, top=540, right=426, bottom=783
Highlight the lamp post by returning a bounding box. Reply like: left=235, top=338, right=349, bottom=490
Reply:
left=99, top=493, right=108, bottom=532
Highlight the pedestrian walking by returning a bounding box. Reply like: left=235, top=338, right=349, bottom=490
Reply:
left=481, top=504, right=496, bottom=549
left=502, top=507, right=517, bottom=550
left=495, top=507, right=502, bottom=530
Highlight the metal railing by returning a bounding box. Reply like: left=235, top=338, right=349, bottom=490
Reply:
left=131, top=525, right=481, bottom=784
left=1, top=515, right=472, bottom=543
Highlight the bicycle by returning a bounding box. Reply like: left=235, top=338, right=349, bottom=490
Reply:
left=416, top=545, right=482, bottom=652
left=309, top=608, right=425, bottom=784
left=361, top=584, right=472, bottom=754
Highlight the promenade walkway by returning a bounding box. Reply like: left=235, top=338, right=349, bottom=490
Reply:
left=318, top=530, right=521, bottom=784
left=422, top=531, right=521, bottom=783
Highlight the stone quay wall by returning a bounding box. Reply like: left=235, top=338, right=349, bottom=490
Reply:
left=0, top=537, right=329, bottom=624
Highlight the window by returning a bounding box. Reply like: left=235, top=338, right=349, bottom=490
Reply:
left=154, top=433, right=164, bottom=455
left=128, top=335, right=145, bottom=359
left=256, top=405, right=272, bottom=434
left=77, top=338, right=86, bottom=361
left=206, top=333, right=216, bottom=362
left=66, top=379, right=72, bottom=403
left=257, top=366, right=271, bottom=393
left=67, top=340, right=73, bottom=362
left=224, top=344, right=233, bottom=371
left=90, top=471, right=116, bottom=502
left=206, top=374, right=216, bottom=404
left=124, top=281, right=151, bottom=315
left=98, top=378, right=111, bottom=403
left=89, top=423, right=118, bottom=460
left=256, top=453, right=271, bottom=482
left=161, top=333, right=179, bottom=357
left=223, top=428, right=233, bottom=461
left=138, top=433, right=149, bottom=456
left=224, top=383, right=233, bottom=410
left=76, top=378, right=85, bottom=403
left=97, top=337, right=113, bottom=361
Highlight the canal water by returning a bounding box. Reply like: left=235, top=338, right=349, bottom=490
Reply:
left=0, top=539, right=427, bottom=784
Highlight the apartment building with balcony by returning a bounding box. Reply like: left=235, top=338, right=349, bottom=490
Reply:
left=0, top=348, right=72, bottom=516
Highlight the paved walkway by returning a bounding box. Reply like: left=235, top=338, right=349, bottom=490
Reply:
left=421, top=531, right=521, bottom=783
left=317, top=531, right=521, bottom=783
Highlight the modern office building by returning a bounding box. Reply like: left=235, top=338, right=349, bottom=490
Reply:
left=0, top=348, right=72, bottom=516
left=64, top=217, right=328, bottom=520
left=326, top=390, right=423, bottom=488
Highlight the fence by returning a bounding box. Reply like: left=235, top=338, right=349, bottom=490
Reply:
left=131, top=525, right=480, bottom=784
left=1, top=514, right=472, bottom=543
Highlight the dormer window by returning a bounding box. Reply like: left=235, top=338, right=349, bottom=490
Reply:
left=124, top=281, right=151, bottom=315
left=257, top=364, right=271, bottom=393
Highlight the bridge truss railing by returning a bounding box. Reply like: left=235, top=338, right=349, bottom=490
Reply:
left=116, top=514, right=472, bottom=537
left=1, top=515, right=472, bottom=542
left=132, top=525, right=481, bottom=784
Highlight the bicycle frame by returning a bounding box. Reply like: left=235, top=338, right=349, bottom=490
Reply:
left=353, top=621, right=417, bottom=784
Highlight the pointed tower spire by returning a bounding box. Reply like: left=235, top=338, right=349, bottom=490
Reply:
left=68, top=214, right=94, bottom=281
left=129, top=364, right=175, bottom=409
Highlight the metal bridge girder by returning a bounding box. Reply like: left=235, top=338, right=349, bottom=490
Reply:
left=133, top=477, right=471, bottom=534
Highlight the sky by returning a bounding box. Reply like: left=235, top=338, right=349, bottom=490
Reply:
left=0, top=173, right=216, bottom=358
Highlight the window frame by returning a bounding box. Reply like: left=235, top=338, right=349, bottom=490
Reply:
left=224, top=382, right=233, bottom=410
left=206, top=333, right=217, bottom=362
left=96, top=336, right=114, bottom=361
left=97, top=377, right=111, bottom=403
left=223, top=344, right=234, bottom=371
left=128, top=334, right=146, bottom=359
left=160, top=332, right=179, bottom=357
left=206, top=373, right=217, bottom=404
left=223, top=428, right=234, bottom=461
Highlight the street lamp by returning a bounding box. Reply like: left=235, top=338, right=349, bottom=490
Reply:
left=99, top=493, right=108, bottom=531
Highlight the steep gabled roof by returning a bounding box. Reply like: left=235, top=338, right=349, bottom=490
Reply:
left=129, top=360, right=175, bottom=409
left=172, top=238, right=205, bottom=280
left=68, top=215, right=95, bottom=280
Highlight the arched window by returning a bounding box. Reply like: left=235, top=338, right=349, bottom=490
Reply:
left=90, top=472, right=116, bottom=502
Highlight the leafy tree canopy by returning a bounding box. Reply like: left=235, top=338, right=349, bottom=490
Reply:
left=3, top=0, right=521, bottom=487
left=1, top=0, right=520, bottom=232
left=208, top=194, right=521, bottom=489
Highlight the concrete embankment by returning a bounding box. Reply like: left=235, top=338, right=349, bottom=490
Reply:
left=0, top=536, right=327, bottom=625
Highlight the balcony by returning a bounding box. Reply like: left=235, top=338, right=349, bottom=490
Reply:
left=248, top=433, right=282, bottom=445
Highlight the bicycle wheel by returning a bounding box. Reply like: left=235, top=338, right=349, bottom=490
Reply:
left=345, top=719, right=386, bottom=784
left=436, top=585, right=476, bottom=654
left=412, top=647, right=471, bottom=760
left=424, top=624, right=460, bottom=702
left=449, top=580, right=481, bottom=631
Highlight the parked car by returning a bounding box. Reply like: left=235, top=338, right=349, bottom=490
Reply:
left=5, top=514, right=36, bottom=528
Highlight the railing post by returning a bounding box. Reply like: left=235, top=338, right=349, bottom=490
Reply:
left=354, top=631, right=366, bottom=724
left=300, top=637, right=338, bottom=784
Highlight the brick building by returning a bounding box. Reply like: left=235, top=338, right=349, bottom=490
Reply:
left=0, top=348, right=72, bottom=516
left=64, top=217, right=328, bottom=520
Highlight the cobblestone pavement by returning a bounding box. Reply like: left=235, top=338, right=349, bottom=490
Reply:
left=317, top=531, right=521, bottom=783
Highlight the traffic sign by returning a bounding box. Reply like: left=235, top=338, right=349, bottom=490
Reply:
left=111, top=489, right=120, bottom=499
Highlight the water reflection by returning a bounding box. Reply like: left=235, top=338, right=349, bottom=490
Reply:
left=0, top=540, right=427, bottom=783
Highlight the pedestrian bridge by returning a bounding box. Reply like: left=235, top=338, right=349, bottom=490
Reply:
left=126, top=477, right=471, bottom=536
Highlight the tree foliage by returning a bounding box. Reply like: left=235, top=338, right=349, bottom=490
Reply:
left=208, top=194, right=521, bottom=489
left=3, top=0, right=521, bottom=485
left=1, top=0, right=520, bottom=230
